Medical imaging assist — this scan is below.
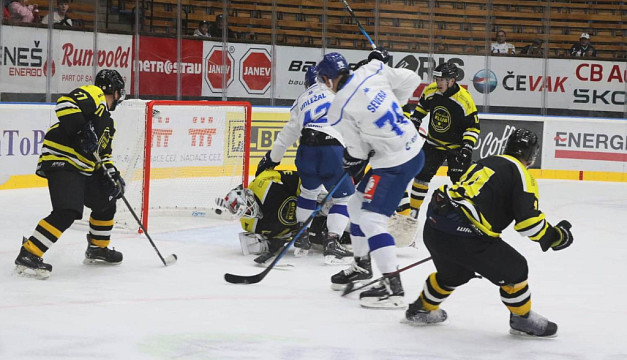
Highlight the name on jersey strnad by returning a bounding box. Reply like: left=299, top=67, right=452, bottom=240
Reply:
left=300, top=92, right=327, bottom=111
left=367, top=90, right=387, bottom=112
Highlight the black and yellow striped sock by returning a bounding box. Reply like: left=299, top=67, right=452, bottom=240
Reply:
left=500, top=280, right=532, bottom=316
left=88, top=215, right=114, bottom=248
left=409, top=180, right=429, bottom=217
left=24, top=210, right=75, bottom=257
left=419, top=272, right=456, bottom=311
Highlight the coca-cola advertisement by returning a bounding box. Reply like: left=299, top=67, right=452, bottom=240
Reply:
left=473, top=116, right=544, bottom=168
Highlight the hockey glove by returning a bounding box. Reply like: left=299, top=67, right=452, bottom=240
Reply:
left=539, top=220, right=573, bottom=252
left=256, top=150, right=280, bottom=176
left=455, top=142, right=474, bottom=167
left=100, top=163, right=125, bottom=200
left=368, top=47, right=390, bottom=63
left=79, top=122, right=99, bottom=155
left=550, top=220, right=573, bottom=251
left=402, top=104, right=421, bottom=128
left=343, top=149, right=367, bottom=183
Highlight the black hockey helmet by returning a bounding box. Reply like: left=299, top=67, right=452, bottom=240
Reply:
left=504, top=128, right=540, bottom=166
left=433, top=62, right=459, bottom=80
left=95, top=69, right=125, bottom=97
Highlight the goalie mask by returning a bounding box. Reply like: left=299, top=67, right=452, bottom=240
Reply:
left=218, top=187, right=260, bottom=219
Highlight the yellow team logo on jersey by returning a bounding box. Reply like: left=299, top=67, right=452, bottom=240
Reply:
left=431, top=106, right=452, bottom=133
left=278, top=196, right=298, bottom=226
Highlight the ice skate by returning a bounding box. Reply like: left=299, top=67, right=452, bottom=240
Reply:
left=330, top=255, right=372, bottom=291
left=403, top=297, right=448, bottom=325
left=84, top=235, right=123, bottom=265
left=323, top=233, right=353, bottom=265
left=359, top=273, right=406, bottom=309
left=253, top=250, right=275, bottom=265
left=509, top=311, right=558, bottom=338
left=293, top=226, right=312, bottom=257
left=14, top=245, right=52, bottom=280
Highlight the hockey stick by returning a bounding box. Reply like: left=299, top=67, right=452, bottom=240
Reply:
left=340, top=0, right=376, bottom=50
left=342, top=256, right=432, bottom=296
left=93, top=151, right=177, bottom=266
left=224, top=171, right=351, bottom=284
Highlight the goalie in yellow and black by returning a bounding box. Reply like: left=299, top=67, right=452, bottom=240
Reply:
left=215, top=169, right=353, bottom=265
left=402, top=61, right=480, bottom=220
left=15, top=69, right=127, bottom=279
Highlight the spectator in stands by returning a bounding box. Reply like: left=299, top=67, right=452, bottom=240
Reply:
left=41, top=0, right=72, bottom=28
left=520, top=39, right=543, bottom=56
left=491, top=30, right=516, bottom=55
left=194, top=20, right=211, bottom=38
left=7, top=0, right=39, bottom=24
left=209, top=14, right=237, bottom=40
left=570, top=33, right=597, bottom=57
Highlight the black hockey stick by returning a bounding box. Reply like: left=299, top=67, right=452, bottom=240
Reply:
left=224, top=171, right=351, bottom=284
left=340, top=0, right=376, bottom=50
left=342, top=256, right=432, bottom=296
left=93, top=151, right=177, bottom=266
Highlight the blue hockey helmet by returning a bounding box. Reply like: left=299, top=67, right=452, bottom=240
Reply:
left=304, top=66, right=317, bottom=88
left=316, top=52, right=349, bottom=82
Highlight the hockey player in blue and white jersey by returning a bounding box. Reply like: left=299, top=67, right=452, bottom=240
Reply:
left=256, top=66, right=354, bottom=265
left=323, top=49, right=425, bottom=308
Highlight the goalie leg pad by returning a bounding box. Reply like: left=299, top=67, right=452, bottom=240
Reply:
left=239, top=232, right=269, bottom=256
left=388, top=213, right=419, bottom=248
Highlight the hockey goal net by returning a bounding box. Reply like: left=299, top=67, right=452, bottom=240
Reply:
left=108, top=100, right=251, bottom=232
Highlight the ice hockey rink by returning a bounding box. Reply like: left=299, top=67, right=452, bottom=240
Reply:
left=1, top=176, right=626, bottom=360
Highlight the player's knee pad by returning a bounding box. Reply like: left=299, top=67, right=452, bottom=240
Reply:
left=299, top=184, right=324, bottom=201
left=90, top=203, right=116, bottom=221
left=48, top=209, right=81, bottom=232
left=297, top=185, right=324, bottom=219
left=358, top=211, right=389, bottom=240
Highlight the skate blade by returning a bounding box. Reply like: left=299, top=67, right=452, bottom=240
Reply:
left=14, top=265, right=50, bottom=280
left=293, top=248, right=309, bottom=257
left=331, top=279, right=373, bottom=292
left=255, top=262, right=294, bottom=270
left=83, top=258, right=122, bottom=265
left=401, top=318, right=433, bottom=326
left=509, top=329, right=558, bottom=338
left=324, top=255, right=353, bottom=265
left=359, top=296, right=407, bottom=310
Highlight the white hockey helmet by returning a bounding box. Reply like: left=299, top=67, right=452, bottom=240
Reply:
left=217, top=186, right=260, bottom=219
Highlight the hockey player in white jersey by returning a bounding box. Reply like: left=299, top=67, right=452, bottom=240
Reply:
left=323, top=49, right=425, bottom=308
left=256, top=66, right=354, bottom=265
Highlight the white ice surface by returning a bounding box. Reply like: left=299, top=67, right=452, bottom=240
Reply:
left=1, top=177, right=626, bottom=360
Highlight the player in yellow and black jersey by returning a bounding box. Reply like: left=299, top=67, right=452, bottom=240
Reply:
left=15, top=69, right=127, bottom=279
left=216, top=169, right=344, bottom=264
left=403, top=62, right=480, bottom=220
left=216, top=170, right=300, bottom=264
left=404, top=128, right=574, bottom=337
left=239, top=169, right=301, bottom=240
